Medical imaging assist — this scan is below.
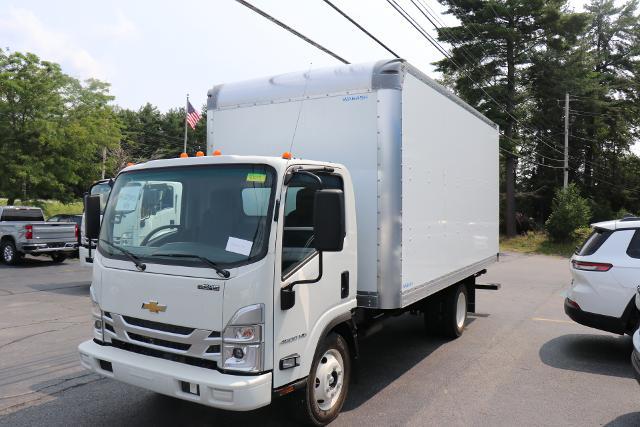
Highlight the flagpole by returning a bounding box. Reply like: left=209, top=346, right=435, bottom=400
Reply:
left=183, top=94, right=189, bottom=154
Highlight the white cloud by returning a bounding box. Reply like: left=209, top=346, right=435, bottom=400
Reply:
left=99, top=9, right=139, bottom=40
left=0, top=7, right=107, bottom=79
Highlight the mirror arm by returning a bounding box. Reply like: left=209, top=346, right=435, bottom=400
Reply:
left=280, top=252, right=323, bottom=310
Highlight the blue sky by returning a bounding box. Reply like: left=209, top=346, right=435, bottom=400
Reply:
left=1, top=0, right=591, bottom=111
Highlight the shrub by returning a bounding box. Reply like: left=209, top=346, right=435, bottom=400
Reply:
left=545, top=184, right=591, bottom=242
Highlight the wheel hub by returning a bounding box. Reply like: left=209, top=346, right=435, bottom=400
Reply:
left=313, top=349, right=344, bottom=411
left=3, top=245, right=13, bottom=262
left=456, top=290, right=467, bottom=329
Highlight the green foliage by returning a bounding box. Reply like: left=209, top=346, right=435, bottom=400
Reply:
left=545, top=184, right=592, bottom=241
left=0, top=50, right=121, bottom=203
left=501, top=227, right=592, bottom=257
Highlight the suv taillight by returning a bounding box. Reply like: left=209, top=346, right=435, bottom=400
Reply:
left=25, top=225, right=33, bottom=240
left=75, top=224, right=79, bottom=239
left=572, top=260, right=612, bottom=272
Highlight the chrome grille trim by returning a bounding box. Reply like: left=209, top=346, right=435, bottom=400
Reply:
left=103, top=313, right=221, bottom=363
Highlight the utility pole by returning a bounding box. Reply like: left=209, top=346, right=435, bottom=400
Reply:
left=564, top=92, right=569, bottom=188
left=183, top=94, right=189, bottom=154
left=101, top=147, right=106, bottom=179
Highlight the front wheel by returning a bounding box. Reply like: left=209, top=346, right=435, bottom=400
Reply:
left=303, top=333, right=351, bottom=426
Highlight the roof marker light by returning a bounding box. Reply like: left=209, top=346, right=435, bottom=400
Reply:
left=126, top=162, right=135, bottom=167
left=196, top=151, right=204, bottom=157
left=282, top=152, right=293, bottom=160
left=212, top=150, right=222, bottom=156
left=179, top=153, right=188, bottom=158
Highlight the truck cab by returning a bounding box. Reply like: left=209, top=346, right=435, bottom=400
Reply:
left=79, top=154, right=357, bottom=423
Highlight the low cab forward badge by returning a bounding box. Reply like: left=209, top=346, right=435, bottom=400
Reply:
left=141, top=301, right=167, bottom=313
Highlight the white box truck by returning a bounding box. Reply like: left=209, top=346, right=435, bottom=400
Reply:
left=78, top=59, right=499, bottom=425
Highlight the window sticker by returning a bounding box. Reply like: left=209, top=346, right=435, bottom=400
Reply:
left=225, top=237, right=253, bottom=256
left=246, top=173, right=267, bottom=183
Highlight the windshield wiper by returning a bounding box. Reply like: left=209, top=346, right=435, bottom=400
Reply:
left=99, top=239, right=146, bottom=272
left=151, top=252, right=230, bottom=278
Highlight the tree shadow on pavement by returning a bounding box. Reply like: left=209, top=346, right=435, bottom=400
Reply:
left=604, top=412, right=640, bottom=426
left=539, top=333, right=634, bottom=379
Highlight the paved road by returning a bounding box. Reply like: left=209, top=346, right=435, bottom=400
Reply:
left=0, top=253, right=639, bottom=426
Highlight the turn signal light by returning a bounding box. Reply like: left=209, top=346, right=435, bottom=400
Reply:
left=212, top=149, right=222, bottom=156
left=179, top=153, right=188, bottom=158
left=195, top=151, right=204, bottom=157
left=282, top=152, right=292, bottom=160
left=572, top=260, right=612, bottom=272
left=25, top=225, right=33, bottom=240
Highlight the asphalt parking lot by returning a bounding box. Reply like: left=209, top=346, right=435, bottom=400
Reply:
left=0, top=252, right=638, bottom=426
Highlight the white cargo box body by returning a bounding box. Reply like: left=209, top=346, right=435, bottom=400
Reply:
left=207, top=59, right=499, bottom=310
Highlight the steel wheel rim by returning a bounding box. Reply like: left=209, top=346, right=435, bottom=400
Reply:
left=456, top=291, right=467, bottom=329
left=3, top=245, right=13, bottom=262
left=313, top=349, right=344, bottom=411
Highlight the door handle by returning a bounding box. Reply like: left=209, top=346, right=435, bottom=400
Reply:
left=341, top=271, right=349, bottom=298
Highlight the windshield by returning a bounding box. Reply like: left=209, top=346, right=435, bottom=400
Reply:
left=99, top=164, right=276, bottom=268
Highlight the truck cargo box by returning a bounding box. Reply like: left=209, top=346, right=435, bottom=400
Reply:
left=207, top=59, right=499, bottom=310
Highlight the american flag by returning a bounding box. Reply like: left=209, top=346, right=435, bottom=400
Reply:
left=186, top=101, right=201, bottom=129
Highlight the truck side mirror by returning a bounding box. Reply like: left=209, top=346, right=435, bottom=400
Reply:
left=85, top=195, right=101, bottom=240
left=313, top=189, right=345, bottom=252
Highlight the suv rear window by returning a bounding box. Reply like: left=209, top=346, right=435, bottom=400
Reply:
left=577, top=229, right=613, bottom=256
left=0, top=208, right=45, bottom=222
left=627, top=230, right=640, bottom=259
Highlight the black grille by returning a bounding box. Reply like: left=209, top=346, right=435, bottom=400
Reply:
left=208, top=331, right=221, bottom=338
left=110, top=339, right=217, bottom=370
left=123, top=316, right=194, bottom=335
left=127, top=332, right=190, bottom=351
left=206, top=345, right=221, bottom=354
left=47, top=242, right=66, bottom=248
left=104, top=323, right=115, bottom=333
left=104, top=312, right=112, bottom=319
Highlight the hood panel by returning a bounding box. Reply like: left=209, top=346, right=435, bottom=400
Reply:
left=100, top=267, right=225, bottom=331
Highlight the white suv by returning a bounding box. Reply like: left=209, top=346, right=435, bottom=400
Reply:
left=565, top=217, right=640, bottom=334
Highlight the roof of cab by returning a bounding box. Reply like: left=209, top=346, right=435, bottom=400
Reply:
left=118, top=154, right=342, bottom=174
left=592, top=217, right=640, bottom=231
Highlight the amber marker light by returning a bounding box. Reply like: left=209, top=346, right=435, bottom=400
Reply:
left=282, top=152, right=293, bottom=160
left=212, top=150, right=222, bottom=156
left=179, top=153, right=188, bottom=158
left=196, top=151, right=204, bottom=157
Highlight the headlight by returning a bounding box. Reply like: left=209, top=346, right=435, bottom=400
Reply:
left=222, top=304, right=264, bottom=373
left=90, top=294, right=104, bottom=342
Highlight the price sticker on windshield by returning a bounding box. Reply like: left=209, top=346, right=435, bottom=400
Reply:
left=246, top=173, right=266, bottom=183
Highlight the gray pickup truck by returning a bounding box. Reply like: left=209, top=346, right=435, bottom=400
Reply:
left=0, top=206, right=78, bottom=265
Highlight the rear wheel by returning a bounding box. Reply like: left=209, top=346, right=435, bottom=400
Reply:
left=1, top=240, right=20, bottom=265
left=302, top=333, right=351, bottom=426
left=424, top=283, right=468, bottom=338
left=51, top=253, right=66, bottom=263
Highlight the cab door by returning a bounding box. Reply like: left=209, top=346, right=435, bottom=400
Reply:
left=272, top=168, right=353, bottom=388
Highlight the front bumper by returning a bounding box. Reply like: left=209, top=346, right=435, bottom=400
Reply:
left=632, top=331, right=640, bottom=385
left=78, top=340, right=272, bottom=411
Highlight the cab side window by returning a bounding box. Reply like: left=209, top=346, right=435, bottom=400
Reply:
left=281, top=173, right=343, bottom=277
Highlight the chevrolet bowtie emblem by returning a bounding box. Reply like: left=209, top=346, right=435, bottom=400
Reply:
left=141, top=301, right=166, bottom=314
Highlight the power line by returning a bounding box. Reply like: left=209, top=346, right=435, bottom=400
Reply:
left=322, top=0, right=399, bottom=58
left=235, top=0, right=349, bottom=64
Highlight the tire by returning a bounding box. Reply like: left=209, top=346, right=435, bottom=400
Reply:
left=302, top=333, right=351, bottom=426
left=424, top=283, right=468, bottom=339
left=441, top=284, right=468, bottom=338
left=51, top=253, right=66, bottom=263
left=1, top=240, right=20, bottom=265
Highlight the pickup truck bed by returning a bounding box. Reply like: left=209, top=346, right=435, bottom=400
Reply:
left=0, top=206, right=78, bottom=265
